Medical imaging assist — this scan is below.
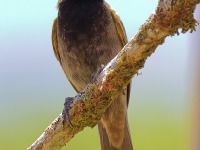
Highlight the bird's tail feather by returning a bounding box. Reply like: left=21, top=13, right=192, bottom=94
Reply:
left=98, top=116, right=133, bottom=150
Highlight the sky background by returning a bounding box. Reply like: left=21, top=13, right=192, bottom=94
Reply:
left=0, top=0, right=199, bottom=149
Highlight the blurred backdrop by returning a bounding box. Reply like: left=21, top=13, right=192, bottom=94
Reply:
left=0, top=0, right=199, bottom=149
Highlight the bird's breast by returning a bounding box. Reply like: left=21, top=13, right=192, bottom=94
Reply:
left=57, top=5, right=123, bottom=91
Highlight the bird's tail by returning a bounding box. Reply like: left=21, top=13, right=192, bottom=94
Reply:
left=98, top=116, right=133, bottom=150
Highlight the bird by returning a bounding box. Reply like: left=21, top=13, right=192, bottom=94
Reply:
left=52, top=0, right=133, bottom=149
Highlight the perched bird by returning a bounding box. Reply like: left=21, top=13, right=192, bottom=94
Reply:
left=52, top=0, right=133, bottom=149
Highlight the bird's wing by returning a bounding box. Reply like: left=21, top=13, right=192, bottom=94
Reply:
left=105, top=2, right=128, bottom=46
left=52, top=17, right=61, bottom=62
left=98, top=4, right=133, bottom=150
left=105, top=2, right=131, bottom=105
left=52, top=17, right=80, bottom=92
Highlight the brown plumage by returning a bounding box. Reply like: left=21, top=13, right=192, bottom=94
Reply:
left=52, top=0, right=133, bottom=149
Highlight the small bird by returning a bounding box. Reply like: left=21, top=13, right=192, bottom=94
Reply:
left=52, top=0, right=133, bottom=149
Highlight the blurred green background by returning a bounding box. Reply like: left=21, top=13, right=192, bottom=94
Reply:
left=0, top=0, right=198, bottom=149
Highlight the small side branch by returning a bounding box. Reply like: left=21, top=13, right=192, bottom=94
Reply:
left=27, top=0, right=200, bottom=149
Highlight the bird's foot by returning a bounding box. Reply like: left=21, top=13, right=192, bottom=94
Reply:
left=92, top=64, right=105, bottom=82
left=63, top=97, right=74, bottom=127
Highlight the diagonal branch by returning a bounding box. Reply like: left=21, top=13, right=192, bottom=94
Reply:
left=27, top=0, right=200, bottom=149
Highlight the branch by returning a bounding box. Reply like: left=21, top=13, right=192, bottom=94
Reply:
left=27, top=0, right=200, bottom=149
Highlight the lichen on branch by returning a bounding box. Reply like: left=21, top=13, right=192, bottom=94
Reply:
left=154, top=0, right=198, bottom=34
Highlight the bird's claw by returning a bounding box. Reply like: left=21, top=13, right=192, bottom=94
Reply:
left=92, top=64, right=105, bottom=82
left=63, top=97, right=74, bottom=127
